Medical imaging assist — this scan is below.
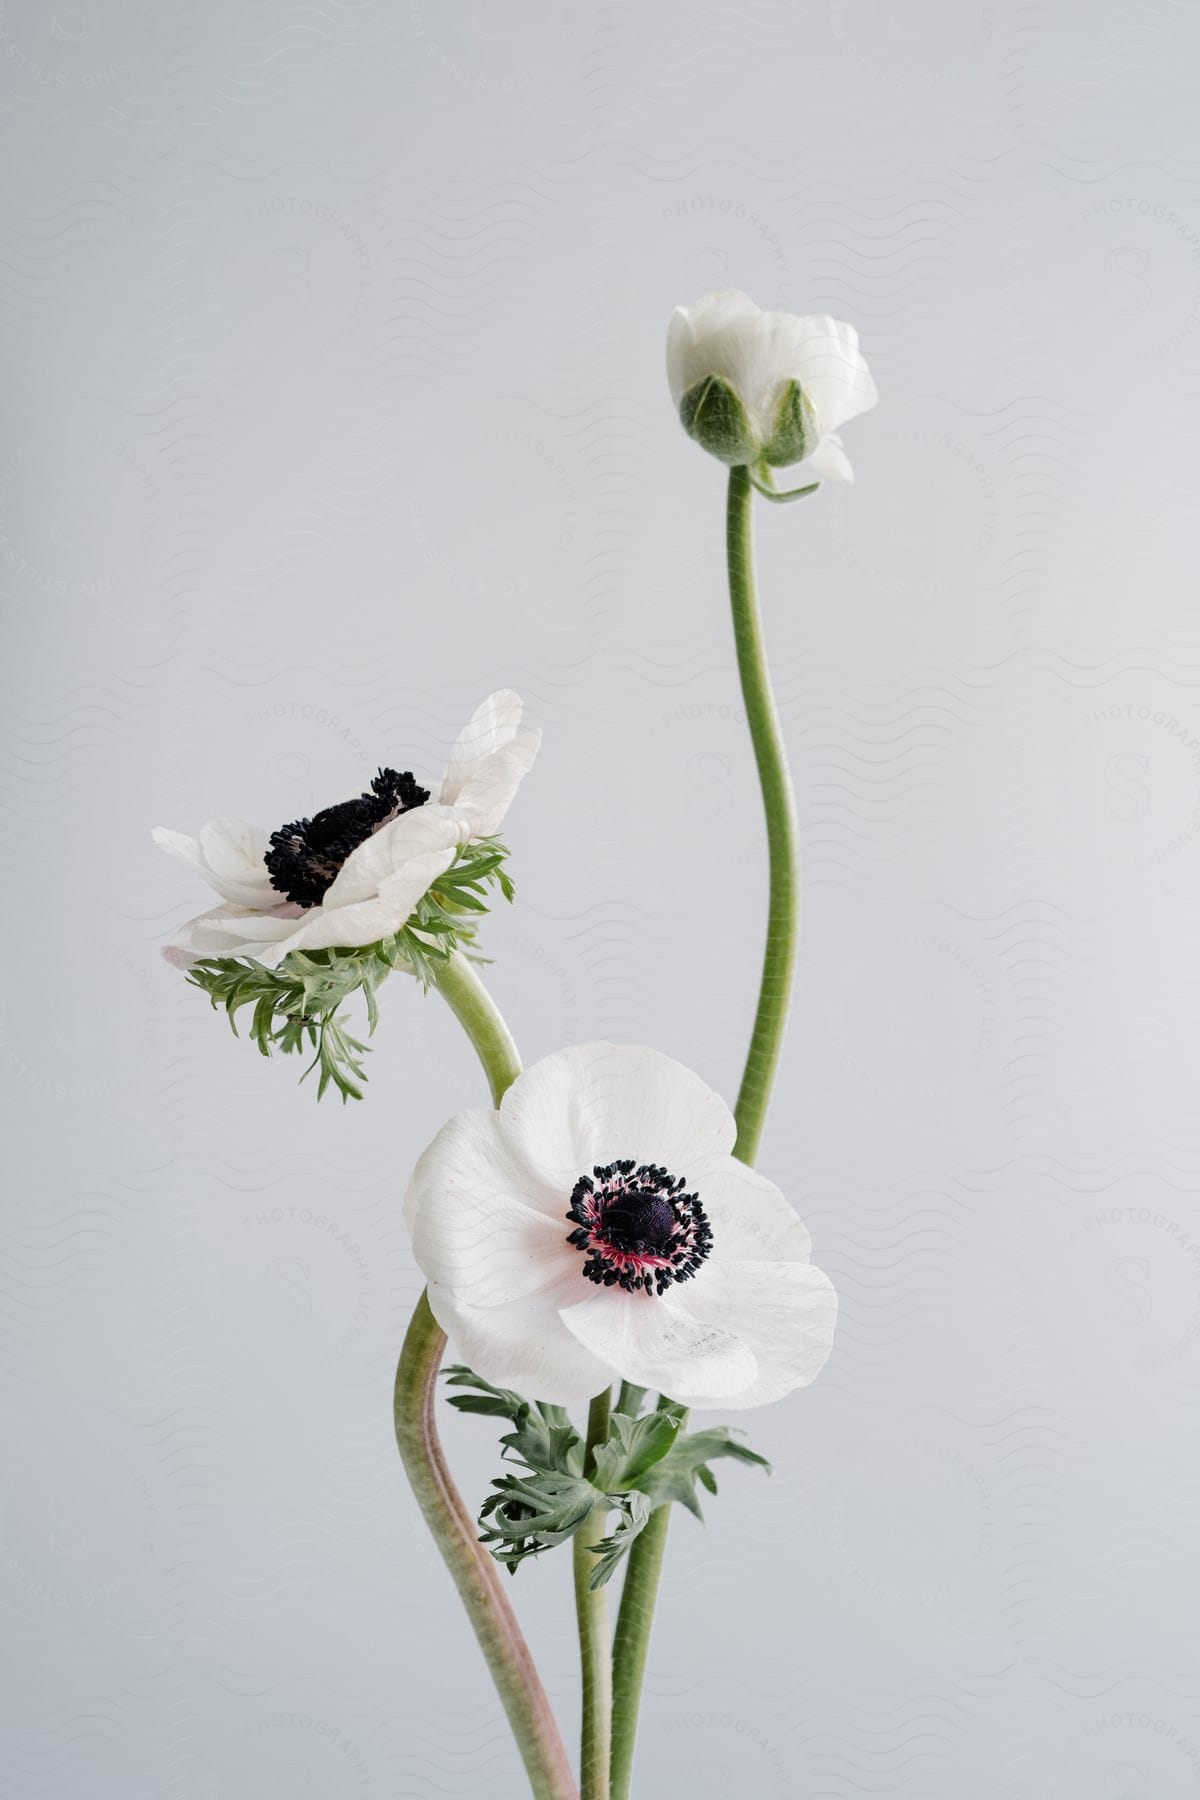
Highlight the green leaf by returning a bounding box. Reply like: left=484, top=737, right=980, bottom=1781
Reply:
left=503, top=1413, right=585, bottom=1480
left=478, top=1470, right=603, bottom=1571
left=589, top=1406, right=685, bottom=1491
left=635, top=1426, right=771, bottom=1521
left=443, top=1366, right=529, bottom=1421
left=588, top=1490, right=653, bottom=1589
left=444, top=1367, right=584, bottom=1478
left=749, top=463, right=821, bottom=504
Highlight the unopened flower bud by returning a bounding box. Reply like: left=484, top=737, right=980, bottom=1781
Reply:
left=667, top=289, right=877, bottom=482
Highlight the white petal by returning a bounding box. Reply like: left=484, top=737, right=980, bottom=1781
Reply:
left=452, top=730, right=541, bottom=838
left=161, top=902, right=303, bottom=969
left=666, top=289, right=765, bottom=405
left=198, top=819, right=277, bottom=902
left=153, top=826, right=207, bottom=877
left=770, top=313, right=877, bottom=436
left=679, top=290, right=763, bottom=333
left=405, top=1107, right=580, bottom=1309
left=274, top=860, right=452, bottom=958
left=700, top=1161, right=814, bottom=1266
left=666, top=291, right=779, bottom=434
left=427, top=1281, right=610, bottom=1404
left=439, top=690, right=525, bottom=808
left=559, top=1286, right=758, bottom=1401
left=803, top=434, right=855, bottom=484
left=665, top=305, right=697, bottom=407
left=325, top=804, right=462, bottom=909
left=497, top=1043, right=736, bottom=1191
left=676, top=1260, right=838, bottom=1409
left=153, top=820, right=277, bottom=909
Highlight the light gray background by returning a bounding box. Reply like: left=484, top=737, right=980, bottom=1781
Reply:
left=3, top=3, right=1199, bottom=1796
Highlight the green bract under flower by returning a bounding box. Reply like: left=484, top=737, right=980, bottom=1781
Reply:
left=446, top=1368, right=769, bottom=1588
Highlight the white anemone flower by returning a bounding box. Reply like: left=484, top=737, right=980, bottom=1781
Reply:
left=153, top=690, right=539, bottom=970
left=667, top=288, right=877, bottom=481
left=406, top=1043, right=837, bottom=1410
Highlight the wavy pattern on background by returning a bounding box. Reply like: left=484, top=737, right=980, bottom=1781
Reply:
left=2, top=2, right=1200, bottom=1794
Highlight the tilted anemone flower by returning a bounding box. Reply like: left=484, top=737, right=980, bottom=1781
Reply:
left=667, top=288, right=877, bottom=482
left=406, top=1043, right=838, bottom=1409
left=153, top=690, right=540, bottom=969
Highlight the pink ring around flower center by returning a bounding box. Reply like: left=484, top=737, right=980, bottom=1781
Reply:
left=565, top=1159, right=712, bottom=1296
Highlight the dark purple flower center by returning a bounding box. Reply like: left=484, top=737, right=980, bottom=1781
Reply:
left=264, top=767, right=428, bottom=908
left=566, top=1160, right=712, bottom=1296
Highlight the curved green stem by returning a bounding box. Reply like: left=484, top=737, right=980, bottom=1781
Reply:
left=432, top=950, right=523, bottom=1107
left=726, top=460, right=800, bottom=1164
left=574, top=1388, right=613, bottom=1799
left=393, top=954, right=578, bottom=1800
left=610, top=466, right=802, bottom=1796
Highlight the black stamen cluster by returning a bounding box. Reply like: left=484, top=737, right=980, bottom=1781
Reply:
left=264, top=767, right=429, bottom=908
left=566, top=1158, right=713, bottom=1295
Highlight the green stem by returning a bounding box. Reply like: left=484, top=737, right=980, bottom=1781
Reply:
left=613, top=1381, right=647, bottom=1418
left=609, top=1490, right=672, bottom=1799
left=609, top=466, right=801, bottom=1797
left=393, top=954, right=578, bottom=1800
left=432, top=950, right=523, bottom=1107
left=574, top=1388, right=614, bottom=1800
left=726, top=461, right=800, bottom=1165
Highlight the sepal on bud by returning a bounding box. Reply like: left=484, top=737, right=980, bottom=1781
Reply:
left=679, top=374, right=760, bottom=467
left=677, top=371, right=822, bottom=475
left=762, top=378, right=818, bottom=467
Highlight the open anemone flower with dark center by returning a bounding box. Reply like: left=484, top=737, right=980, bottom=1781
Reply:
left=405, top=1043, right=838, bottom=1410
left=152, top=690, right=539, bottom=968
